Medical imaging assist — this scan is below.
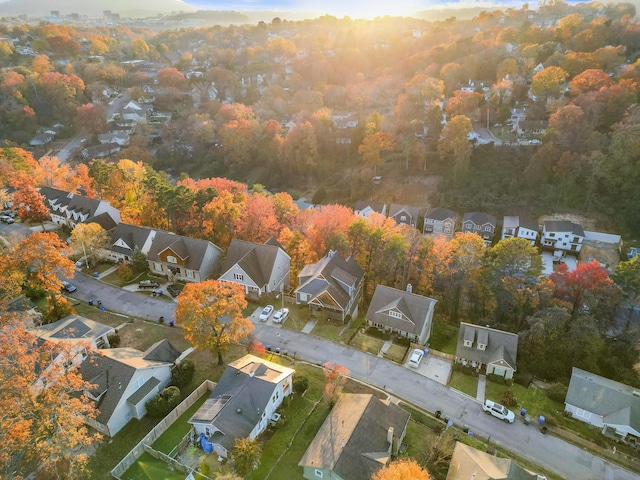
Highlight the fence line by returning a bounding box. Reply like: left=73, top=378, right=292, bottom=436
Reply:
left=110, top=380, right=216, bottom=479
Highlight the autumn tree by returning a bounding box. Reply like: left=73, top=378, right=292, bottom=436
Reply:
left=530, top=66, right=569, bottom=100
left=175, top=280, right=254, bottom=365
left=359, top=131, right=395, bottom=176
left=232, top=438, right=262, bottom=476
left=75, top=103, right=106, bottom=134
left=13, top=186, right=50, bottom=224
left=437, top=115, right=472, bottom=181
left=445, top=90, right=483, bottom=119
left=235, top=193, right=280, bottom=243
left=372, top=459, right=431, bottom=480
left=323, top=362, right=348, bottom=403
left=281, top=121, right=319, bottom=175
left=69, top=223, right=109, bottom=268
left=613, top=256, right=640, bottom=324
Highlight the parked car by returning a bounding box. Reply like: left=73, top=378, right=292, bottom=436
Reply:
left=0, top=215, right=15, bottom=224
left=407, top=348, right=424, bottom=368
left=167, top=283, right=183, bottom=297
left=259, top=305, right=274, bottom=321
left=138, top=280, right=160, bottom=289
left=61, top=281, right=77, bottom=293
left=482, top=399, right=515, bottom=423
left=272, top=308, right=289, bottom=323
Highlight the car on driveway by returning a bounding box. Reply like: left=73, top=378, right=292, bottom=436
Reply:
left=272, top=307, right=289, bottom=323
left=167, top=283, right=183, bottom=297
left=0, top=215, right=14, bottom=224
left=61, top=280, right=77, bottom=292
left=407, top=348, right=424, bottom=368
left=259, top=305, right=274, bottom=321
left=482, top=399, right=515, bottom=423
left=138, top=280, right=160, bottom=289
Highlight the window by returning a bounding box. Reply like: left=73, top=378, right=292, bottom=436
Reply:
left=186, top=270, right=194, bottom=278
left=388, top=310, right=402, bottom=319
left=484, top=226, right=490, bottom=231
left=133, top=376, right=144, bottom=390
left=400, top=215, right=407, bottom=222
left=464, top=340, right=473, bottom=347
left=477, top=343, right=486, bottom=350
left=571, top=244, right=577, bottom=251
left=315, top=469, right=323, bottom=478
left=234, top=273, right=244, bottom=281
left=444, top=226, right=451, bottom=233
left=575, top=408, right=591, bottom=420
left=299, top=293, right=309, bottom=301
left=549, top=232, right=555, bottom=237
left=573, top=237, right=580, bottom=243
left=167, top=255, right=177, bottom=264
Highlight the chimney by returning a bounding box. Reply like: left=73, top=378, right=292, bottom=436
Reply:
left=406, top=284, right=412, bottom=293
left=387, top=426, right=394, bottom=446
left=249, top=369, right=254, bottom=377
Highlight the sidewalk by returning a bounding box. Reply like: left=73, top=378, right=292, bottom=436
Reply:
left=476, top=374, right=486, bottom=402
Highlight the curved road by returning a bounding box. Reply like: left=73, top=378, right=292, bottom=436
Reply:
left=69, top=274, right=639, bottom=480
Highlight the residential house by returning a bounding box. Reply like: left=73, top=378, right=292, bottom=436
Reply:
left=533, top=63, right=545, bottom=76
left=98, top=132, right=130, bottom=147
left=299, top=393, right=411, bottom=480
left=189, top=355, right=294, bottom=459
left=565, top=368, right=640, bottom=445
left=366, top=285, right=437, bottom=346
left=32, top=314, right=115, bottom=350
left=462, top=212, right=497, bottom=247
left=295, top=251, right=364, bottom=322
left=541, top=220, right=585, bottom=260
left=81, top=143, right=121, bottom=160
left=7, top=296, right=41, bottom=324
left=447, top=442, right=546, bottom=480
left=501, top=215, right=539, bottom=246
left=389, top=204, right=420, bottom=229
left=121, top=100, right=150, bottom=124
left=40, top=186, right=121, bottom=229
left=79, top=340, right=182, bottom=436
left=423, top=207, right=458, bottom=239
left=455, top=322, right=518, bottom=380
left=218, top=238, right=290, bottom=297
left=354, top=200, right=386, bottom=218
left=516, top=120, right=548, bottom=140
left=29, top=131, right=54, bottom=147
left=107, top=223, right=223, bottom=282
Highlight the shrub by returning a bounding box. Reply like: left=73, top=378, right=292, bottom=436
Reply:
left=487, top=373, right=507, bottom=384
left=498, top=390, right=517, bottom=407
left=546, top=382, right=568, bottom=403
left=146, top=386, right=181, bottom=418
left=117, top=261, right=135, bottom=281
left=293, top=375, right=309, bottom=395
left=366, top=327, right=390, bottom=340
left=171, top=359, right=195, bottom=389
left=107, top=334, right=121, bottom=348
left=514, top=372, right=534, bottom=387
left=394, top=336, right=411, bottom=346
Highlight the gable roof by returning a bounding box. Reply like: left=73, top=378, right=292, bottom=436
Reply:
left=33, top=314, right=115, bottom=345
left=425, top=207, right=457, bottom=221
left=455, top=322, right=518, bottom=371
left=503, top=215, right=538, bottom=232
left=40, top=186, right=107, bottom=220
left=86, top=211, right=119, bottom=231
left=447, top=442, right=540, bottom=480
left=566, top=368, right=640, bottom=433
left=463, top=212, right=497, bottom=228
left=299, top=394, right=410, bottom=480
left=297, top=251, right=364, bottom=311
left=544, top=220, right=585, bottom=237
left=366, top=285, right=436, bottom=336
left=354, top=200, right=386, bottom=215
left=188, top=355, right=294, bottom=451
left=221, top=238, right=289, bottom=288
left=389, top=203, right=420, bottom=221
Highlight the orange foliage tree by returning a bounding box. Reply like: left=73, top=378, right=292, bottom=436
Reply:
left=13, top=186, right=50, bottom=224
left=175, top=280, right=254, bottom=365
left=235, top=193, right=281, bottom=243
left=323, top=362, right=349, bottom=402
left=372, top=459, right=431, bottom=480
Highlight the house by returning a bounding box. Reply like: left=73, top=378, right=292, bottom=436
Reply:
left=565, top=367, right=640, bottom=445
left=366, top=284, right=437, bottom=345
left=541, top=220, right=585, bottom=260
left=81, top=143, right=121, bottom=160
left=121, top=100, right=150, bottom=124
left=218, top=238, right=290, bottom=297
left=455, top=322, right=518, bottom=380
left=533, top=63, right=545, bottom=75
left=446, top=442, right=546, bottom=480
left=189, top=355, right=294, bottom=458
left=295, top=250, right=364, bottom=322
left=516, top=119, right=548, bottom=139
left=299, top=394, right=410, bottom=480
left=78, top=340, right=182, bottom=436
left=29, top=131, right=54, bottom=147
left=389, top=204, right=420, bottom=229
left=354, top=200, right=386, bottom=218
left=462, top=212, right=497, bottom=247
left=423, top=207, right=458, bottom=239
left=39, top=186, right=121, bottom=229
left=501, top=215, right=539, bottom=246
left=107, top=223, right=223, bottom=282
left=98, top=132, right=130, bottom=147
left=32, top=314, right=115, bottom=350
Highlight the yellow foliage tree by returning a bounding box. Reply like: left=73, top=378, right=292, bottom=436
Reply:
left=372, top=459, right=431, bottom=480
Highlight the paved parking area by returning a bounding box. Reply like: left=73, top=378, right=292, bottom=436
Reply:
left=405, top=352, right=452, bottom=386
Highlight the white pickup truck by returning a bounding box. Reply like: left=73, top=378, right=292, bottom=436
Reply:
left=482, top=399, right=515, bottom=423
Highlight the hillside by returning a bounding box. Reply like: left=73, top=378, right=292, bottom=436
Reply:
left=0, top=0, right=196, bottom=17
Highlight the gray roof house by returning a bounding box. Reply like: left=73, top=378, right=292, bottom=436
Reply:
left=295, top=250, right=364, bottom=322
left=446, top=442, right=546, bottom=480
left=462, top=212, right=497, bottom=247
left=32, top=314, right=115, bottom=349
left=565, top=368, right=640, bottom=444
left=389, top=203, right=420, bottom=229
left=78, top=340, right=181, bottom=436
left=218, top=238, right=290, bottom=297
left=501, top=215, right=539, bottom=246
left=541, top=220, right=585, bottom=260
left=366, top=285, right=437, bottom=345
left=354, top=200, right=386, bottom=218
left=423, top=207, right=458, bottom=239
left=189, top=355, right=294, bottom=459
left=40, top=186, right=121, bottom=229
left=106, top=223, right=223, bottom=282
left=455, top=323, right=519, bottom=380
left=299, top=393, right=410, bottom=480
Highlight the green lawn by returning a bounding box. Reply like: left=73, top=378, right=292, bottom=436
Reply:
left=448, top=370, right=479, bottom=397
left=121, top=452, right=186, bottom=480
left=484, top=378, right=563, bottom=425
left=350, top=331, right=385, bottom=354
left=384, top=344, right=409, bottom=364
left=428, top=321, right=459, bottom=354
left=310, top=317, right=346, bottom=342
left=152, top=394, right=209, bottom=454
left=403, top=420, right=437, bottom=464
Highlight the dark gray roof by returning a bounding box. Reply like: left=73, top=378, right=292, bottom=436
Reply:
left=365, top=285, right=436, bottom=337
left=566, top=368, right=640, bottom=433
left=296, top=251, right=364, bottom=312
left=462, top=212, right=497, bottom=228
left=86, top=211, right=119, bottom=231
left=34, top=314, right=115, bottom=343
left=109, top=223, right=152, bottom=256
left=354, top=200, right=385, bottom=214
left=389, top=204, right=420, bottom=221
left=299, top=394, right=411, bottom=480
left=455, top=322, right=518, bottom=371
left=544, top=220, right=585, bottom=237
left=425, top=207, right=457, bottom=221
left=221, top=239, right=287, bottom=288
left=40, top=186, right=105, bottom=219
left=127, top=376, right=161, bottom=406
left=143, top=340, right=181, bottom=364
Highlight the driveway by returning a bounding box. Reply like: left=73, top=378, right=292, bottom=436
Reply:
left=406, top=352, right=452, bottom=386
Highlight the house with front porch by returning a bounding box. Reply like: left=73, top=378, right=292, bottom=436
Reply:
left=366, top=285, right=437, bottom=345
left=565, top=368, right=640, bottom=446
left=454, top=323, right=518, bottom=380
left=189, top=355, right=294, bottom=459
left=218, top=238, right=290, bottom=297
left=295, top=251, right=364, bottom=322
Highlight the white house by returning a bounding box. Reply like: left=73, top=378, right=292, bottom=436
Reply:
left=501, top=215, right=539, bottom=246
left=189, top=355, right=294, bottom=458
left=354, top=200, right=386, bottom=218
left=32, top=314, right=115, bottom=350
left=541, top=220, right=585, bottom=260
left=40, top=186, right=121, bottom=229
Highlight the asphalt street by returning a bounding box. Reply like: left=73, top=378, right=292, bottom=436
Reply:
left=68, top=274, right=640, bottom=480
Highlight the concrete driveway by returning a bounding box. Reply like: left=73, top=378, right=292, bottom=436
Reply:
left=404, top=350, right=452, bottom=385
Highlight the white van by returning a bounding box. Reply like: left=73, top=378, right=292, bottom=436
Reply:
left=482, top=399, right=515, bottom=423
left=407, top=349, right=424, bottom=368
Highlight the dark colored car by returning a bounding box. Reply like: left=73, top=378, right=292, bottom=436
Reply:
left=167, top=283, right=184, bottom=297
